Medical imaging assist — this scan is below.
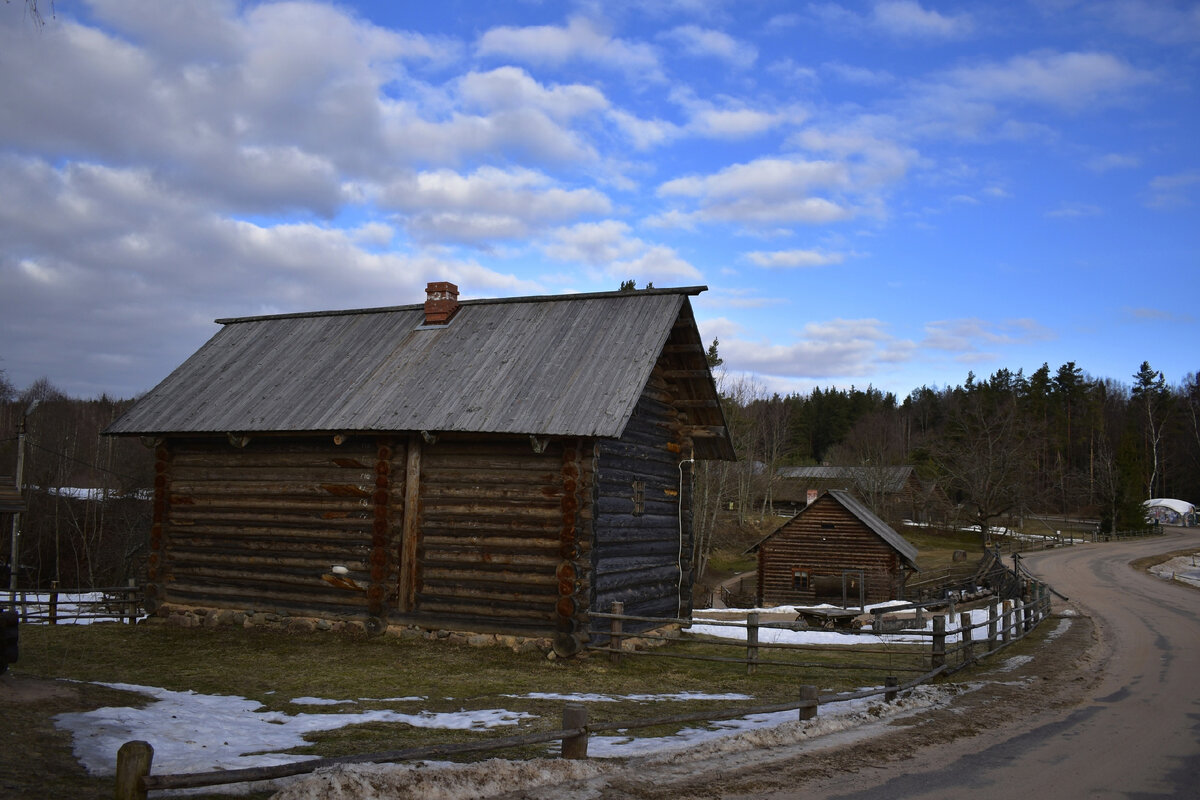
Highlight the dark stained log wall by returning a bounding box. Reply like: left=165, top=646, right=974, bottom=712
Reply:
left=152, top=437, right=401, bottom=620
left=591, top=368, right=693, bottom=634
left=758, top=495, right=903, bottom=606
left=411, top=437, right=592, bottom=637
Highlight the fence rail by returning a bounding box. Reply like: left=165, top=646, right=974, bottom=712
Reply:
left=112, top=586, right=1054, bottom=799
left=5, top=582, right=142, bottom=625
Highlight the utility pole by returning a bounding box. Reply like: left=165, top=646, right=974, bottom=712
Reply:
left=8, top=401, right=38, bottom=605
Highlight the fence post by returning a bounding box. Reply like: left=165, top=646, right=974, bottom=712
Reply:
left=49, top=581, right=59, bottom=626
left=126, top=578, right=137, bottom=625
left=1023, top=596, right=1034, bottom=634
left=561, top=703, right=589, bottom=760
left=608, top=601, right=624, bottom=665
left=114, top=740, right=154, bottom=800
left=1002, top=601, right=1013, bottom=644
left=959, top=611, right=973, bottom=665
left=884, top=676, right=898, bottom=703
left=746, top=612, right=759, bottom=676
left=987, top=603, right=998, bottom=651
left=798, top=685, right=818, bottom=720
left=931, top=615, right=945, bottom=669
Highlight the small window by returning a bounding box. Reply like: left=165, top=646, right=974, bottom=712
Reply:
left=793, top=570, right=809, bottom=590
left=632, top=480, right=646, bottom=517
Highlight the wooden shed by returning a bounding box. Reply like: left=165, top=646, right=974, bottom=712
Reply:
left=750, top=489, right=919, bottom=607
left=106, top=283, right=733, bottom=652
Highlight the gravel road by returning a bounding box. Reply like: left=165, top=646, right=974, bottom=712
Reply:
left=491, top=528, right=1199, bottom=800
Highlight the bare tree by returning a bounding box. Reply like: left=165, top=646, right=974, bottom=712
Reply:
left=934, top=393, right=1036, bottom=547
left=7, top=1, right=52, bottom=27
left=1131, top=362, right=1169, bottom=498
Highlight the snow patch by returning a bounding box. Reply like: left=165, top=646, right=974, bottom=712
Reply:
left=54, top=683, right=533, bottom=778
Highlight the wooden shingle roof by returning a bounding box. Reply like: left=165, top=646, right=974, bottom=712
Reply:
left=776, top=465, right=915, bottom=493
left=106, top=286, right=734, bottom=459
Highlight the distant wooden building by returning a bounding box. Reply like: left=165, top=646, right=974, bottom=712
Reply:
left=106, top=283, right=733, bottom=653
left=0, top=482, right=23, bottom=514
left=774, top=465, right=945, bottom=524
left=750, top=489, right=919, bottom=607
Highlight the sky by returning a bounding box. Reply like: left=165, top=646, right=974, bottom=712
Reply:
left=1, top=0, right=1197, bottom=402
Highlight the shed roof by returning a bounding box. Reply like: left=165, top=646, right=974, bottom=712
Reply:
left=1143, top=498, right=1195, bottom=515
left=777, top=465, right=915, bottom=493
left=750, top=489, right=920, bottom=570
left=106, top=286, right=734, bottom=459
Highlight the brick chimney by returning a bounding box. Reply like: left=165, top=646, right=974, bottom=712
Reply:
left=424, top=281, right=459, bottom=325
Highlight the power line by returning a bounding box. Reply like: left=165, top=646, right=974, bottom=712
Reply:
left=24, top=440, right=147, bottom=485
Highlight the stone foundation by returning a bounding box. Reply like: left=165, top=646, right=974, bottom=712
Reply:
left=152, top=603, right=555, bottom=653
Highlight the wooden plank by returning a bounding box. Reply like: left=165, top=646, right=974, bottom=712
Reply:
left=399, top=435, right=421, bottom=612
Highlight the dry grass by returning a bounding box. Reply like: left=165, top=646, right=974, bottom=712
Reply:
left=4, top=618, right=931, bottom=799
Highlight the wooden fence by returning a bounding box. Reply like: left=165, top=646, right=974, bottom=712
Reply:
left=590, top=589, right=1051, bottom=676
left=112, top=588, right=1053, bottom=799
left=6, top=581, right=142, bottom=625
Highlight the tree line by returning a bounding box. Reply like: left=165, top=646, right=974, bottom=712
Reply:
left=1, top=374, right=153, bottom=591
left=693, top=356, right=1199, bottom=569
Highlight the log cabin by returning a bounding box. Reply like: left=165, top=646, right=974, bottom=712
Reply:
left=106, top=283, right=733, bottom=653
left=750, top=489, right=919, bottom=607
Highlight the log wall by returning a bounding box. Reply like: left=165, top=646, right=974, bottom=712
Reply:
left=411, top=437, right=592, bottom=639
left=591, top=369, right=693, bottom=634
left=758, top=495, right=903, bottom=606
left=152, top=437, right=400, bottom=620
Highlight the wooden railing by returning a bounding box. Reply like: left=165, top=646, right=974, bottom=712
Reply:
left=5, top=582, right=143, bottom=625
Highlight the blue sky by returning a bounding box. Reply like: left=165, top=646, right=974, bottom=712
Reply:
left=1, top=0, right=1197, bottom=401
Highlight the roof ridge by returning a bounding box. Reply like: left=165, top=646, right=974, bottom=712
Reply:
left=215, top=285, right=708, bottom=325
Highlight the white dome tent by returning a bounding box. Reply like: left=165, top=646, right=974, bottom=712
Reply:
left=1143, top=498, right=1197, bottom=527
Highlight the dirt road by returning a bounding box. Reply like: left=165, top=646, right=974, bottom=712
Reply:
left=500, top=529, right=1199, bottom=800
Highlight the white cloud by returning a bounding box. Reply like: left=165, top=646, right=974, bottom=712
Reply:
left=745, top=250, right=846, bottom=268
left=397, top=105, right=601, bottom=166
left=608, top=245, right=703, bottom=283
left=381, top=167, right=612, bottom=244
left=689, top=107, right=785, bottom=139
left=1091, top=0, right=1200, bottom=45
left=1087, top=152, right=1141, bottom=172
left=1046, top=202, right=1103, bottom=218
left=476, top=16, right=662, bottom=80
left=806, top=1, right=972, bottom=41
left=717, top=318, right=915, bottom=379
left=934, top=51, right=1155, bottom=113
left=822, top=61, right=895, bottom=86
left=1145, top=170, right=1200, bottom=209
left=922, top=318, right=1055, bottom=354
left=542, top=220, right=643, bottom=264
left=457, top=67, right=609, bottom=120
left=660, top=25, right=757, bottom=69
left=0, top=156, right=532, bottom=395
left=609, top=109, right=683, bottom=150
left=1124, top=306, right=1194, bottom=323
left=542, top=221, right=702, bottom=283
left=656, top=157, right=856, bottom=226
left=871, top=1, right=973, bottom=39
